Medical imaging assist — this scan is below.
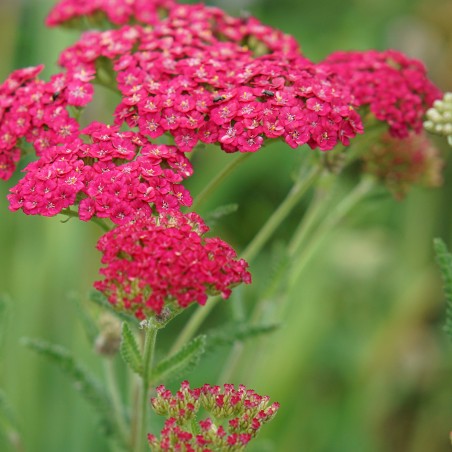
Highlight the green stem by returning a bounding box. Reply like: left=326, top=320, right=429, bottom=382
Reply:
left=287, top=172, right=335, bottom=257
left=169, top=296, right=220, bottom=356
left=60, top=209, right=111, bottom=232
left=288, top=177, right=375, bottom=290
left=170, top=162, right=322, bottom=355
left=103, top=358, right=129, bottom=448
left=134, top=323, right=158, bottom=452
left=190, top=152, right=252, bottom=212
left=241, top=164, right=323, bottom=262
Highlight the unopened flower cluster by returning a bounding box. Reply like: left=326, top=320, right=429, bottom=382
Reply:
left=148, top=381, right=279, bottom=451
left=363, top=131, right=443, bottom=199
left=424, top=92, right=452, bottom=146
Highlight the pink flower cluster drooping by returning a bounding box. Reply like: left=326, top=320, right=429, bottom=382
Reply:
left=0, top=65, right=87, bottom=180
left=362, top=130, right=443, bottom=199
left=148, top=381, right=279, bottom=451
left=8, top=122, right=192, bottom=222
left=94, top=213, right=251, bottom=319
left=321, top=50, right=442, bottom=138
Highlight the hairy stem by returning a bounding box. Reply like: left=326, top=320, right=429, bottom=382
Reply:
left=191, top=152, right=252, bottom=212
left=171, top=162, right=322, bottom=354
left=133, top=323, right=158, bottom=452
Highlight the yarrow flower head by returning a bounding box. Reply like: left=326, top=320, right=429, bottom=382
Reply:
left=7, top=121, right=192, bottom=222
left=46, top=0, right=177, bottom=27
left=148, top=381, right=279, bottom=451
left=321, top=50, right=442, bottom=138
left=362, top=130, right=443, bottom=199
left=94, top=212, right=251, bottom=319
left=0, top=64, right=87, bottom=180
left=424, top=92, right=452, bottom=146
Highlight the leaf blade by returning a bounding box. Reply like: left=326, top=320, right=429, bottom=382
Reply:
left=120, top=323, right=143, bottom=376
left=151, top=335, right=206, bottom=385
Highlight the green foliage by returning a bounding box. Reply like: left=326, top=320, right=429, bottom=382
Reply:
left=434, top=238, right=452, bottom=339
left=120, top=323, right=143, bottom=377
left=88, top=290, right=139, bottom=325
left=151, top=335, right=206, bottom=385
left=20, top=337, right=122, bottom=445
left=204, top=203, right=239, bottom=227
left=0, top=389, right=20, bottom=447
left=205, top=322, right=280, bottom=353
left=71, top=292, right=99, bottom=346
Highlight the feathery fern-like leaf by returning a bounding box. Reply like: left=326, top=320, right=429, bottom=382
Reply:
left=120, top=323, right=143, bottom=376
left=89, top=290, right=138, bottom=325
left=433, top=238, right=452, bottom=339
left=204, top=204, right=238, bottom=227
left=0, top=389, right=20, bottom=444
left=21, top=337, right=123, bottom=444
left=205, top=321, right=279, bottom=354
left=151, top=335, right=206, bottom=385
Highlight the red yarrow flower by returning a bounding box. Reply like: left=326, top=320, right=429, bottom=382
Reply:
left=148, top=381, right=279, bottom=452
left=94, top=212, right=251, bottom=319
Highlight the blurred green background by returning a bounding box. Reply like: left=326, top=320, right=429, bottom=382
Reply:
left=1, top=0, right=452, bottom=451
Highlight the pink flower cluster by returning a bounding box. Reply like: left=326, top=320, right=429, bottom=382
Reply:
left=362, top=130, right=443, bottom=199
left=148, top=381, right=279, bottom=451
left=321, top=50, right=442, bottom=138
left=55, top=4, right=362, bottom=154
left=8, top=122, right=192, bottom=222
left=94, top=213, right=251, bottom=318
left=46, top=0, right=176, bottom=27
left=0, top=65, right=87, bottom=180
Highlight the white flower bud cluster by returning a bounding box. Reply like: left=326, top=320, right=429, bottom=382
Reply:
left=424, top=93, right=452, bottom=146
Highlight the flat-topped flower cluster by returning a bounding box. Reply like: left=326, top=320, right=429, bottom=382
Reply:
left=0, top=0, right=443, bottom=319
left=95, top=212, right=251, bottom=318
left=148, top=381, right=279, bottom=451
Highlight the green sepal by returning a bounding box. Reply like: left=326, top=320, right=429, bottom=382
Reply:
left=21, top=337, right=122, bottom=444
left=119, top=323, right=143, bottom=377
left=205, top=321, right=280, bottom=354
left=434, top=238, right=452, bottom=339
left=150, top=335, right=206, bottom=385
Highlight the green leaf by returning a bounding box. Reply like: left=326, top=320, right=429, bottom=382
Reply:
left=204, top=204, right=238, bottom=227
left=89, top=290, right=138, bottom=325
left=205, top=321, right=280, bottom=354
left=434, top=238, right=452, bottom=339
left=151, top=335, right=206, bottom=385
left=21, top=337, right=122, bottom=444
left=120, top=323, right=143, bottom=377
left=0, top=389, right=20, bottom=439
